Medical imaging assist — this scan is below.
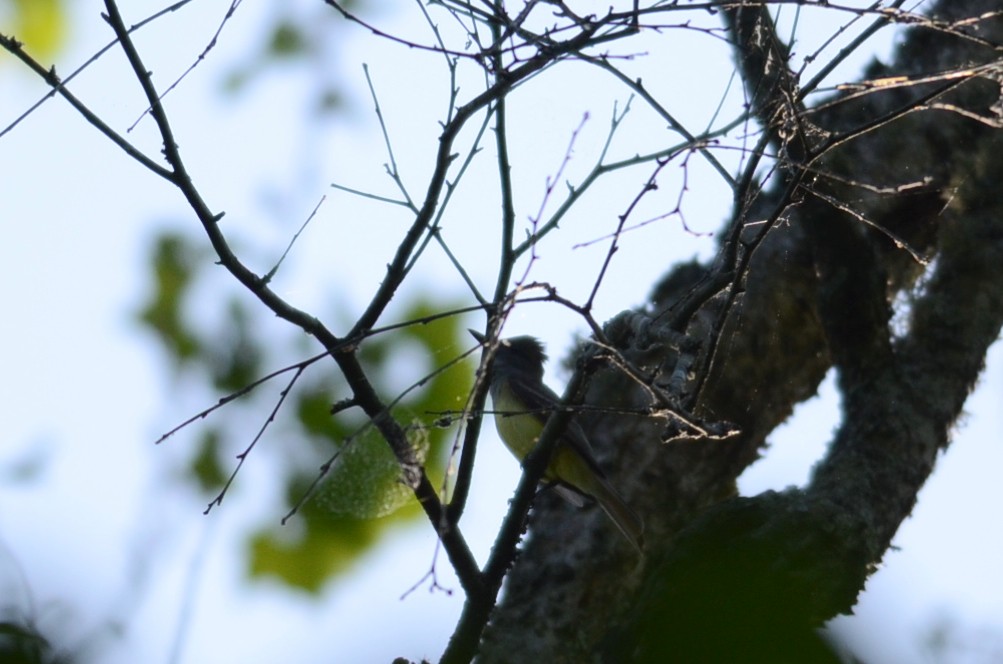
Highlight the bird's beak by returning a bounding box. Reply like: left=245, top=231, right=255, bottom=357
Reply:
left=468, top=329, right=486, bottom=345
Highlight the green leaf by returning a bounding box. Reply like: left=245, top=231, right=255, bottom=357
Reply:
left=268, top=21, right=306, bottom=58
left=314, top=418, right=429, bottom=519
left=207, top=298, right=263, bottom=393
left=6, top=0, right=67, bottom=57
left=136, top=233, right=203, bottom=362
left=248, top=516, right=377, bottom=594
left=189, top=429, right=227, bottom=493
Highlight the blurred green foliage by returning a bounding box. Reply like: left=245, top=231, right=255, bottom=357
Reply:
left=1, top=0, right=67, bottom=59
left=137, top=234, right=204, bottom=363
left=122, top=0, right=451, bottom=597
left=0, top=617, right=64, bottom=664
left=138, top=232, right=473, bottom=593
left=220, top=2, right=352, bottom=115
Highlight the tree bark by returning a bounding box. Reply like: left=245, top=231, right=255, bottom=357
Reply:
left=479, top=2, right=1003, bottom=661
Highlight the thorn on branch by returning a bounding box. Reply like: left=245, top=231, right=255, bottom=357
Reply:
left=331, top=397, right=358, bottom=414
left=203, top=496, right=222, bottom=515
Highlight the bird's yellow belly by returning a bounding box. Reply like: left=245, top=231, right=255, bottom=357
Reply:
left=494, top=409, right=543, bottom=461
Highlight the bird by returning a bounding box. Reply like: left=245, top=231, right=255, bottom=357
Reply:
left=470, top=329, right=644, bottom=552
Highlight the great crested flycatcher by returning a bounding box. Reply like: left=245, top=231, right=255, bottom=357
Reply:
left=471, top=330, right=644, bottom=552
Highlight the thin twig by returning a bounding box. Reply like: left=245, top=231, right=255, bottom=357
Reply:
left=263, top=195, right=327, bottom=284
left=205, top=365, right=307, bottom=514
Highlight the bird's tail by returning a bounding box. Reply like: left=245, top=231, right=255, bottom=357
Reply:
left=589, top=474, right=645, bottom=554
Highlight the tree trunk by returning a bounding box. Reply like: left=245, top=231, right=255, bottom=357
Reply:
left=479, top=2, right=1003, bottom=660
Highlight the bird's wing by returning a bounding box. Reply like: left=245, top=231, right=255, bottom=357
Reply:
left=513, top=378, right=608, bottom=479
